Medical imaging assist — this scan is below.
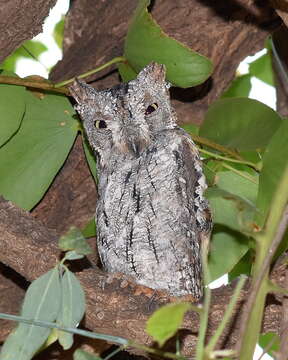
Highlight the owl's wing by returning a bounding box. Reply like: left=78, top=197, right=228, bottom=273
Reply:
left=179, top=132, right=212, bottom=236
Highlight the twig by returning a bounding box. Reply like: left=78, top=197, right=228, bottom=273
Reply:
left=190, top=133, right=243, bottom=160
left=221, top=162, right=258, bottom=184
left=54, top=56, right=126, bottom=88
left=205, top=276, right=246, bottom=355
left=198, top=148, right=261, bottom=172
left=0, top=75, right=69, bottom=95
left=196, top=239, right=211, bottom=360
left=237, top=203, right=288, bottom=358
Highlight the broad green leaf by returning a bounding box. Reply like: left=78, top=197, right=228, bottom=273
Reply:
left=206, top=187, right=257, bottom=233
left=57, top=269, right=85, bottom=350
left=0, top=268, right=61, bottom=360
left=0, top=91, right=77, bottom=210
left=181, top=123, right=199, bottom=136
left=208, top=225, right=249, bottom=281
left=118, top=62, right=138, bottom=83
left=249, top=52, right=274, bottom=86
left=228, top=250, right=252, bottom=281
left=255, top=120, right=288, bottom=227
left=81, top=218, right=96, bottom=238
left=215, top=171, right=258, bottom=205
left=82, top=136, right=97, bottom=182
left=258, top=332, right=280, bottom=357
left=53, top=17, right=65, bottom=49
left=1, top=40, right=47, bottom=72
left=74, top=349, right=102, bottom=360
left=146, top=302, right=192, bottom=347
left=59, top=226, right=92, bottom=255
left=0, top=79, right=26, bottom=147
left=65, top=251, right=85, bottom=260
left=200, top=98, right=282, bottom=151
left=222, top=74, right=251, bottom=98
left=124, top=0, right=213, bottom=88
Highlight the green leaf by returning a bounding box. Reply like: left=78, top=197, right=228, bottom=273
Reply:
left=74, top=349, right=102, bottom=360
left=57, top=269, right=85, bottom=350
left=222, top=74, right=251, bottom=98
left=206, top=181, right=257, bottom=233
left=82, top=136, right=97, bottom=182
left=65, top=251, right=85, bottom=261
left=124, top=0, right=213, bottom=88
left=258, top=332, right=280, bottom=356
left=0, top=268, right=61, bottom=360
left=146, top=302, right=192, bottom=347
left=118, top=62, right=138, bottom=83
left=0, top=91, right=77, bottom=210
left=249, top=52, right=274, bottom=86
left=208, top=225, right=249, bottom=281
left=81, top=218, right=96, bottom=238
left=59, top=227, right=92, bottom=255
left=1, top=40, right=47, bottom=72
left=255, top=120, right=288, bottom=227
left=200, top=98, right=282, bottom=151
left=181, top=123, right=199, bottom=136
left=0, top=78, right=26, bottom=147
left=53, top=17, right=65, bottom=49
left=215, top=171, right=258, bottom=205
left=228, top=250, right=252, bottom=281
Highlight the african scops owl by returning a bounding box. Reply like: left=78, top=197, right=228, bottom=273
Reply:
left=70, top=62, right=211, bottom=299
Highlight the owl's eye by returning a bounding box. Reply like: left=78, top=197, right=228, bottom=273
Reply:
left=95, top=120, right=107, bottom=129
left=145, top=103, right=158, bottom=115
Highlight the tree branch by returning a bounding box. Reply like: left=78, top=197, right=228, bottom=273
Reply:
left=0, top=197, right=284, bottom=357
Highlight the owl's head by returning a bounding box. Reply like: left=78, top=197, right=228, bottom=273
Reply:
left=70, top=62, right=176, bottom=157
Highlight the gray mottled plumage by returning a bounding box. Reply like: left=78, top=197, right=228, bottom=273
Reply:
left=69, top=63, right=211, bottom=299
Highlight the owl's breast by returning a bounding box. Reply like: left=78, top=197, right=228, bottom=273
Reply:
left=96, top=130, right=209, bottom=297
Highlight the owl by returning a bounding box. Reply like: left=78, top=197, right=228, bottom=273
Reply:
left=69, top=62, right=211, bottom=299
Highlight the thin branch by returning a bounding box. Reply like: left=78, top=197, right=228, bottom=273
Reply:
left=198, top=148, right=260, bottom=172
left=196, top=239, right=211, bottom=360
left=190, top=133, right=243, bottom=160
left=221, top=162, right=258, bottom=184
left=0, top=56, right=127, bottom=95
left=0, top=75, right=69, bottom=95
left=237, top=203, right=288, bottom=357
left=205, top=276, right=246, bottom=355
left=54, top=56, right=126, bottom=88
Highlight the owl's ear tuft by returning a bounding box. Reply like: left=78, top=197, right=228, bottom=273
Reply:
left=137, top=62, right=166, bottom=87
left=69, top=78, right=98, bottom=104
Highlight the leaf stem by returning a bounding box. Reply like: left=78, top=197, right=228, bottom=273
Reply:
left=54, top=56, right=126, bottom=88
left=196, top=239, right=211, bottom=360
left=199, top=148, right=260, bottom=172
left=205, top=276, right=246, bottom=355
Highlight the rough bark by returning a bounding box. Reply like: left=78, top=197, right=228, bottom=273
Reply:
left=270, top=0, right=288, bottom=27
left=0, top=198, right=284, bottom=357
left=0, top=0, right=57, bottom=62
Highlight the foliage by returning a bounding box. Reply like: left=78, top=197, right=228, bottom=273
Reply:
left=0, top=262, right=85, bottom=359
left=0, top=1, right=286, bottom=360
left=0, top=40, right=47, bottom=72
